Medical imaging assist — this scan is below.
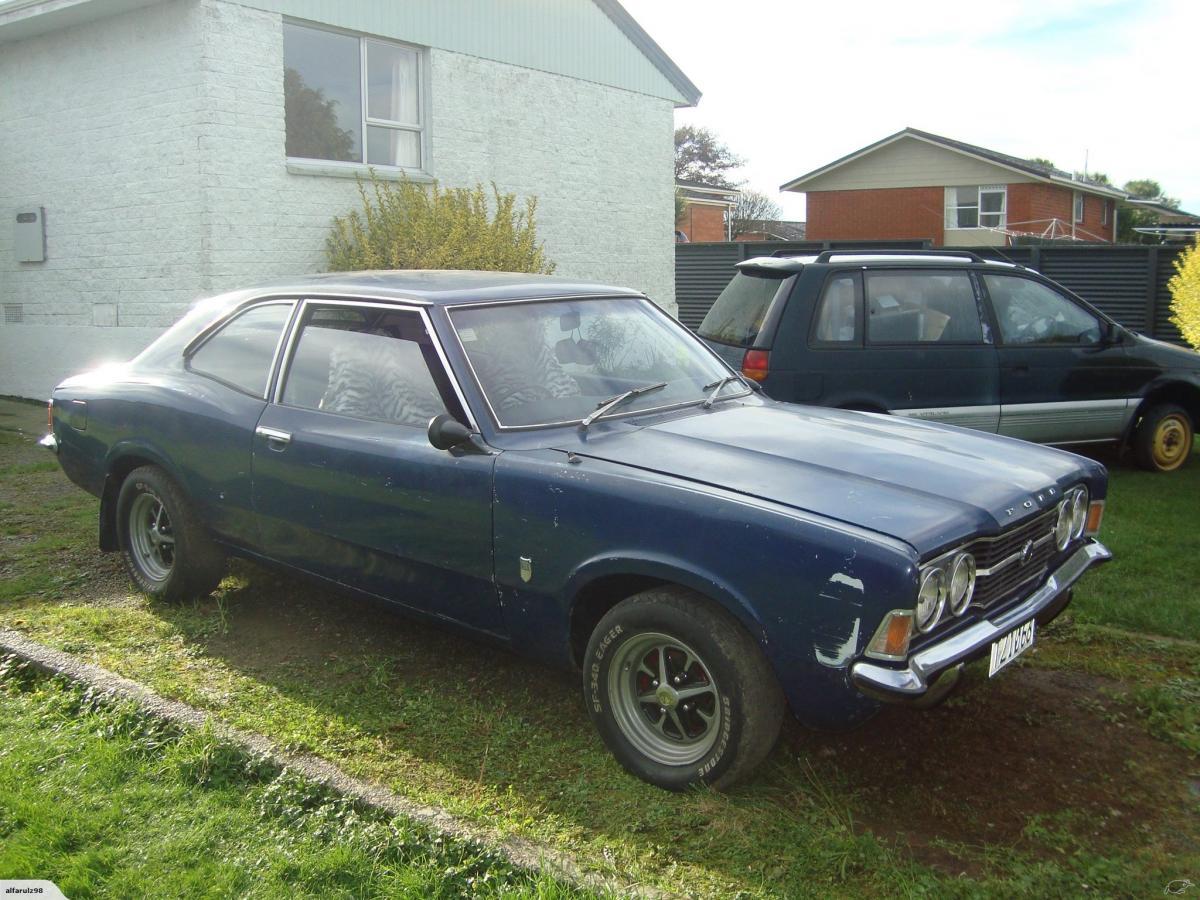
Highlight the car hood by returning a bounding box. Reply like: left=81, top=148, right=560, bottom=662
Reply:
left=561, top=403, right=1101, bottom=556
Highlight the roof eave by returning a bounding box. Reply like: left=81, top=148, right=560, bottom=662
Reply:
left=592, top=0, right=701, bottom=107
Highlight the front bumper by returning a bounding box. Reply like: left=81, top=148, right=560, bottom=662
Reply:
left=850, top=540, right=1111, bottom=700
left=38, top=432, right=58, bottom=454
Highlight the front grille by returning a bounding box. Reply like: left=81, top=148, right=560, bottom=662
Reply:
left=968, top=509, right=1057, bottom=609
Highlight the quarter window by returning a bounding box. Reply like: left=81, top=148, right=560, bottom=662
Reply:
left=284, top=22, right=425, bottom=170
left=984, top=275, right=1101, bottom=345
left=280, top=305, right=453, bottom=428
left=188, top=303, right=293, bottom=397
left=812, top=273, right=860, bottom=343
left=865, top=271, right=983, bottom=344
left=946, top=186, right=1006, bottom=230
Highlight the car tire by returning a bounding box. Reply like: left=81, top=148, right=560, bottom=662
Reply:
left=1134, top=403, right=1194, bottom=472
left=116, top=465, right=226, bottom=602
left=583, top=586, right=784, bottom=791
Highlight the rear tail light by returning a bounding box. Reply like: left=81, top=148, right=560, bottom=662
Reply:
left=741, top=349, right=770, bottom=382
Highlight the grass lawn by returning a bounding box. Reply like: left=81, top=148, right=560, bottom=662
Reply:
left=1, top=396, right=1198, bottom=897
left=0, top=665, right=588, bottom=899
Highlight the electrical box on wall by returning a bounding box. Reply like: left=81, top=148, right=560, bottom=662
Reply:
left=15, top=208, right=46, bottom=262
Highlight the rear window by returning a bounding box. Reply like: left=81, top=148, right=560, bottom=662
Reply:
left=698, top=272, right=790, bottom=347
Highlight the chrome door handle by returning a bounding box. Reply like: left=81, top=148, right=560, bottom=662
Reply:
left=255, top=426, right=292, bottom=449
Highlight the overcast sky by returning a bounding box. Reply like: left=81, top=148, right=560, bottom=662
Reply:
left=620, top=0, right=1200, bottom=221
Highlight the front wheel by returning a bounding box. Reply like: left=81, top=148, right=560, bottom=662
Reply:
left=583, top=587, right=784, bottom=791
left=116, top=465, right=226, bottom=602
left=1134, top=404, right=1194, bottom=472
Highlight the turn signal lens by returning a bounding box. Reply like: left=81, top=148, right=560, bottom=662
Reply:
left=1085, top=500, right=1105, bottom=536
left=865, top=610, right=914, bottom=660
left=46, top=399, right=54, bottom=431
left=741, top=349, right=770, bottom=382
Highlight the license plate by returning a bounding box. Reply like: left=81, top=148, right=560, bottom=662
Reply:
left=988, top=619, right=1036, bottom=677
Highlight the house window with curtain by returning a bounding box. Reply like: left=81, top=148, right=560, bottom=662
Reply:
left=283, top=22, right=426, bottom=171
left=945, top=186, right=1006, bottom=230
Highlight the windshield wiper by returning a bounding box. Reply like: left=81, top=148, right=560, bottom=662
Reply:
left=701, top=375, right=746, bottom=409
left=580, top=382, right=667, bottom=430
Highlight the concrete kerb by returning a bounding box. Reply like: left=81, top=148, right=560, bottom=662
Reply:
left=0, top=628, right=669, bottom=900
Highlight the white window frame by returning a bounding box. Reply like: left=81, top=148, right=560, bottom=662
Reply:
left=283, top=21, right=430, bottom=175
left=945, top=185, right=1006, bottom=230
left=1101, top=199, right=1110, bottom=225
left=1073, top=191, right=1084, bottom=223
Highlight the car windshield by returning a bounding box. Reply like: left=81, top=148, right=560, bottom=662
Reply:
left=450, top=296, right=743, bottom=427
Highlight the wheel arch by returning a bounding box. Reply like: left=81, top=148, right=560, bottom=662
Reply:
left=98, top=443, right=179, bottom=552
left=563, top=555, right=768, bottom=669
left=1124, top=380, right=1200, bottom=446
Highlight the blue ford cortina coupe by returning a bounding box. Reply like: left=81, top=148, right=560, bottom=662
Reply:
left=41, top=271, right=1111, bottom=790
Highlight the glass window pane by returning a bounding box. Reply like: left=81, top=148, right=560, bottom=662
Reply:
left=980, top=191, right=1004, bottom=214
left=283, top=307, right=447, bottom=428
left=366, top=126, right=421, bottom=168
left=866, top=271, right=983, bottom=344
left=697, top=272, right=789, bottom=347
left=190, top=304, right=292, bottom=396
left=367, top=41, right=419, bottom=124
left=283, top=23, right=362, bottom=162
left=956, top=207, right=979, bottom=228
left=813, top=274, right=859, bottom=342
left=984, top=275, right=1101, bottom=345
left=453, top=297, right=735, bottom=427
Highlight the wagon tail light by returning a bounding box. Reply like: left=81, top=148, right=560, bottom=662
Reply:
left=865, top=610, right=914, bottom=661
left=741, top=349, right=770, bottom=382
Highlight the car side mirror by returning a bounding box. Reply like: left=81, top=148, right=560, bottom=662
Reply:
left=1100, top=320, right=1120, bottom=345
left=427, top=414, right=474, bottom=451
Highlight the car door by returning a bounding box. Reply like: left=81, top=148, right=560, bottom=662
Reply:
left=849, top=268, right=1000, bottom=431
left=251, top=300, right=503, bottom=636
left=982, top=273, right=1139, bottom=443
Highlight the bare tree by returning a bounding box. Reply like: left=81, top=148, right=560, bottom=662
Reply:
left=730, top=190, right=783, bottom=237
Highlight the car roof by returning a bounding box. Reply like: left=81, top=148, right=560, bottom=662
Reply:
left=736, top=253, right=1026, bottom=274
left=213, top=270, right=645, bottom=307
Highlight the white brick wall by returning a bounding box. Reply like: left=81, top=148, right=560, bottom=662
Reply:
left=0, top=0, right=677, bottom=398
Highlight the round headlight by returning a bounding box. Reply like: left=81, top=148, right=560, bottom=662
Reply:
left=916, top=568, right=947, bottom=633
left=1070, top=487, right=1088, bottom=540
left=948, top=553, right=976, bottom=615
left=1054, top=498, right=1072, bottom=550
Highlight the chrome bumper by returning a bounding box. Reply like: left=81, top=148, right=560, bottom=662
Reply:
left=850, top=540, right=1112, bottom=700
left=38, top=432, right=58, bottom=454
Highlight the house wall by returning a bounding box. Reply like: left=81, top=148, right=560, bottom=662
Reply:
left=806, top=187, right=945, bottom=245
left=676, top=203, right=727, bottom=242
left=0, top=0, right=208, bottom=395
left=0, top=0, right=678, bottom=399
left=793, top=137, right=1036, bottom=193
left=1006, top=183, right=1114, bottom=242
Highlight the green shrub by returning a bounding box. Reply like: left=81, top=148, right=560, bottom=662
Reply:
left=326, top=174, right=555, bottom=274
left=1168, top=233, right=1200, bottom=349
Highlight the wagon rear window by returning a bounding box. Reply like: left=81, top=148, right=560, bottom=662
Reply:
left=697, top=272, right=790, bottom=347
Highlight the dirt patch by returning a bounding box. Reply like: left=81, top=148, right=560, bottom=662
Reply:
left=789, top=664, right=1199, bottom=872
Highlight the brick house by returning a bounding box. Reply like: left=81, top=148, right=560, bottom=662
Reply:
left=783, top=128, right=1125, bottom=248
left=0, top=0, right=699, bottom=398
left=675, top=180, right=739, bottom=242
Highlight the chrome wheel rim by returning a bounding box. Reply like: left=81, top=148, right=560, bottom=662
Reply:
left=607, top=632, right=721, bottom=766
left=128, top=491, right=175, bottom=581
left=1152, top=415, right=1191, bottom=470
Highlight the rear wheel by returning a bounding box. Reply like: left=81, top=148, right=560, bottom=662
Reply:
left=116, top=465, right=225, bottom=602
left=583, top=586, right=784, bottom=791
left=1134, top=404, right=1194, bottom=472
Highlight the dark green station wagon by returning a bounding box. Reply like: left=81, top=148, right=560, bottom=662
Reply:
left=699, top=250, right=1200, bottom=471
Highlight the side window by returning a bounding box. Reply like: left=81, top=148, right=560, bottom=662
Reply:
left=280, top=305, right=455, bottom=428
left=812, top=273, right=860, bottom=344
left=865, top=271, right=983, bottom=344
left=983, top=276, right=1101, bottom=345
left=188, top=303, right=293, bottom=396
